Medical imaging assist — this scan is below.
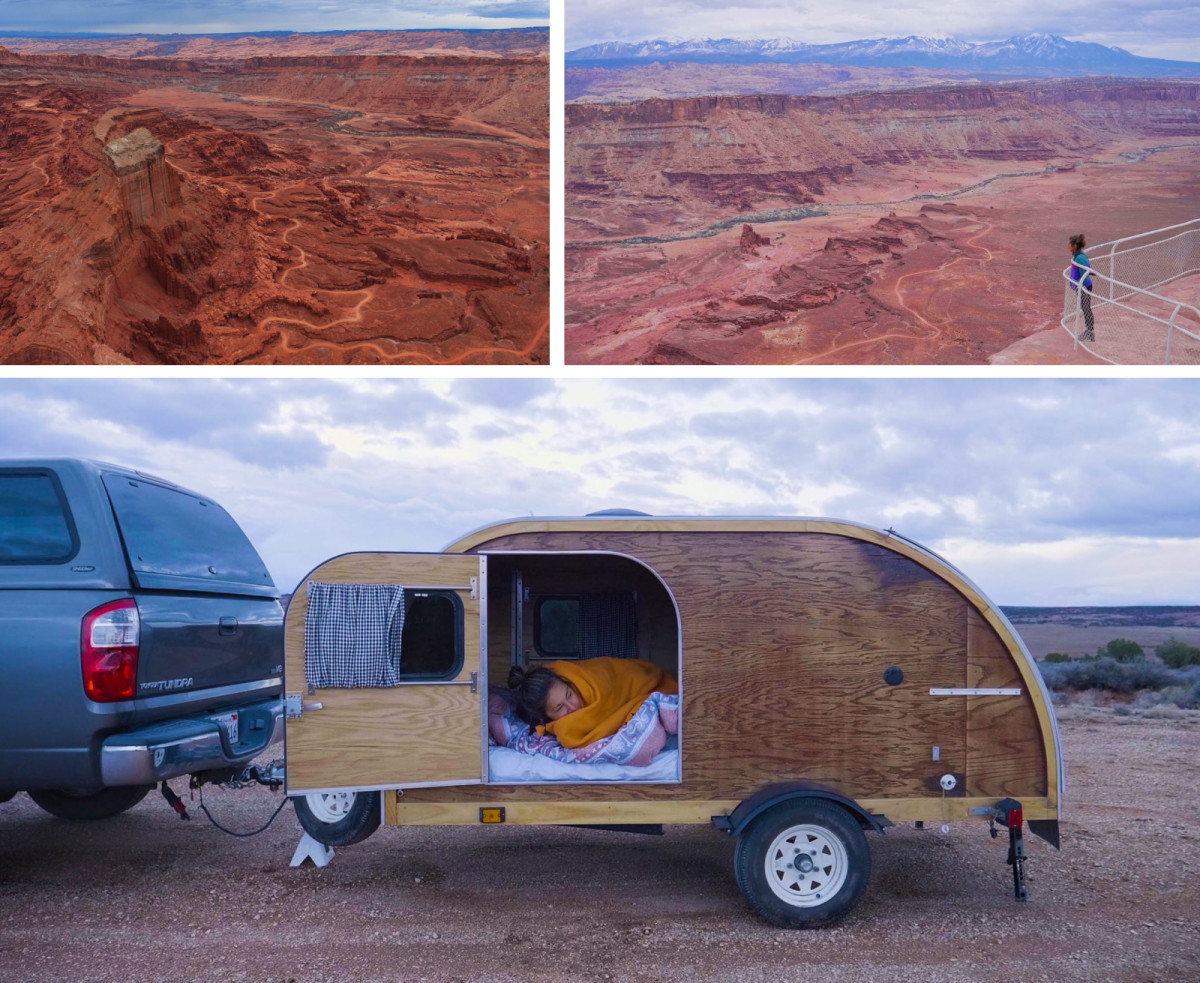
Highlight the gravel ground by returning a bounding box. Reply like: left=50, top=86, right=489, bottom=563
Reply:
left=3, top=708, right=1199, bottom=983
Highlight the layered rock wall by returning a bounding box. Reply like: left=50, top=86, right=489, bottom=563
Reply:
left=566, top=78, right=1200, bottom=237
left=102, top=128, right=182, bottom=225
left=218, top=56, right=548, bottom=135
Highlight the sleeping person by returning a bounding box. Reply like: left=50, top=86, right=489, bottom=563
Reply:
left=507, top=657, right=678, bottom=749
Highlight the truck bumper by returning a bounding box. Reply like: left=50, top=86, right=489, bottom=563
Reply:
left=100, top=698, right=284, bottom=786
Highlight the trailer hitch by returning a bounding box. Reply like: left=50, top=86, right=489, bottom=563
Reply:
left=990, top=797, right=1029, bottom=901
left=185, top=759, right=289, bottom=837
left=188, top=758, right=285, bottom=792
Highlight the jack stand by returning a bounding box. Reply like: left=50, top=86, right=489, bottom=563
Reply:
left=994, top=797, right=1029, bottom=901
left=290, top=831, right=335, bottom=868
left=1007, top=822, right=1028, bottom=901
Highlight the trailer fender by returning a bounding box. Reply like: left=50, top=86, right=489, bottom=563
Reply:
left=712, top=782, right=892, bottom=837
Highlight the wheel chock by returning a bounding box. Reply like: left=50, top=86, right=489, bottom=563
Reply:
left=290, top=831, right=335, bottom=868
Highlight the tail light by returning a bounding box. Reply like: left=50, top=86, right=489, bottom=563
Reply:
left=81, top=598, right=140, bottom=702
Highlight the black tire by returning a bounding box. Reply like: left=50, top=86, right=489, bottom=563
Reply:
left=292, top=789, right=381, bottom=846
left=28, top=785, right=152, bottom=821
left=734, top=798, right=871, bottom=928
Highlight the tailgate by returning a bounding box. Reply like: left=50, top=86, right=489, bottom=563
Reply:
left=134, top=593, right=283, bottom=703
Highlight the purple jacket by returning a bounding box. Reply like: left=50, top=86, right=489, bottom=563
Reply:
left=1070, top=251, right=1093, bottom=291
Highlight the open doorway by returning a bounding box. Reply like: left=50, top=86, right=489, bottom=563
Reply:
left=483, top=551, right=681, bottom=784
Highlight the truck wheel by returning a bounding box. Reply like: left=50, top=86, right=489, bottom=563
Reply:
left=734, top=798, right=871, bottom=928
left=292, top=790, right=381, bottom=846
left=28, top=785, right=151, bottom=820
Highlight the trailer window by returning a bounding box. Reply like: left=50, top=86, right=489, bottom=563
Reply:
left=533, top=592, right=638, bottom=660
left=0, top=470, right=79, bottom=564
left=536, top=596, right=580, bottom=657
left=392, top=590, right=464, bottom=679
left=306, top=584, right=464, bottom=688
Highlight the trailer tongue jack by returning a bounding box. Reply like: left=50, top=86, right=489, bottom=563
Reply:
left=992, top=798, right=1029, bottom=901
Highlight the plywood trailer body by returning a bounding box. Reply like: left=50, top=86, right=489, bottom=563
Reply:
left=283, top=516, right=1062, bottom=926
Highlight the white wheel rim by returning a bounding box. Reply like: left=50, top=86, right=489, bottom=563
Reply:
left=764, top=823, right=850, bottom=907
left=305, top=790, right=356, bottom=824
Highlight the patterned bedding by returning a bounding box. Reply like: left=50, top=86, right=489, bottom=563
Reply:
left=490, top=688, right=679, bottom=768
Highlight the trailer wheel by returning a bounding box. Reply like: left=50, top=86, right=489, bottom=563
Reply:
left=28, top=785, right=152, bottom=821
left=734, top=799, right=871, bottom=928
left=292, top=790, right=381, bottom=846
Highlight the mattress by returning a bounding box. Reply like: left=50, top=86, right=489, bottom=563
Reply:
left=487, top=746, right=680, bottom=783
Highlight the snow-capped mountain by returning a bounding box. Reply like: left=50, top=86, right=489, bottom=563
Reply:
left=566, top=34, right=1200, bottom=78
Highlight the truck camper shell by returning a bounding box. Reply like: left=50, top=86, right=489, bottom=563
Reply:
left=284, top=514, right=1061, bottom=926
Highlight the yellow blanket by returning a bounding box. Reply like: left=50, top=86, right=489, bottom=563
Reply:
left=541, top=657, right=678, bottom=749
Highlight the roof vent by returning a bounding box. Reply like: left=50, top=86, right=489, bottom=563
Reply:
left=586, top=508, right=651, bottom=517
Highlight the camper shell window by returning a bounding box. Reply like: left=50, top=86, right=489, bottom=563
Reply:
left=0, top=470, right=79, bottom=564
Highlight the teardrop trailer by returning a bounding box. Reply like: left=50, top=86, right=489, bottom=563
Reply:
left=282, top=514, right=1063, bottom=927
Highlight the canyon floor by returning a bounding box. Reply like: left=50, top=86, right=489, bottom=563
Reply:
left=566, top=80, right=1200, bottom=365
left=0, top=33, right=549, bottom=364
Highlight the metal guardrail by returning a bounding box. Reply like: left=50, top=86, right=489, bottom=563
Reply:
left=1060, top=219, right=1200, bottom=364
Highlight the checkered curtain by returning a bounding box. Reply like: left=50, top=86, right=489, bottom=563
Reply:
left=579, top=591, right=638, bottom=659
left=304, top=582, right=406, bottom=688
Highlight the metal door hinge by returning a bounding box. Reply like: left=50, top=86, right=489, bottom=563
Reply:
left=470, top=576, right=479, bottom=599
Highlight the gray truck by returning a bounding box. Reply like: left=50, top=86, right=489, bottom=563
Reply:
left=0, top=459, right=284, bottom=820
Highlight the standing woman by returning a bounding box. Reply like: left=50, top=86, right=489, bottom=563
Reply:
left=1069, top=233, right=1095, bottom=342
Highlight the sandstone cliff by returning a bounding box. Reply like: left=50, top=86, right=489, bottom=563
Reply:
left=102, top=128, right=183, bottom=225
left=567, top=78, right=1200, bottom=237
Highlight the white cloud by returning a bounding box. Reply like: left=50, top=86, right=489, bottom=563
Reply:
left=2, top=377, right=1199, bottom=605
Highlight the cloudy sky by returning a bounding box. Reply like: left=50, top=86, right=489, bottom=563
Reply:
left=567, top=0, right=1200, bottom=62
left=0, top=0, right=548, bottom=35
left=3, top=377, right=1199, bottom=608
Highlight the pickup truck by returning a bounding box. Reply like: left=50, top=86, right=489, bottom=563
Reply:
left=0, top=459, right=284, bottom=820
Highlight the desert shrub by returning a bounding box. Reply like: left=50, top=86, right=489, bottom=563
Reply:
left=1097, top=638, right=1144, bottom=662
left=1039, top=656, right=1175, bottom=693
left=1177, top=679, right=1200, bottom=710
left=1132, top=689, right=1168, bottom=709
left=1042, top=652, right=1071, bottom=663
left=1155, top=637, right=1200, bottom=669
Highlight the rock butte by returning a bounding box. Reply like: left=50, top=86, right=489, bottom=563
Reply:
left=0, top=35, right=549, bottom=365
left=103, top=128, right=183, bottom=225
left=565, top=76, right=1200, bottom=365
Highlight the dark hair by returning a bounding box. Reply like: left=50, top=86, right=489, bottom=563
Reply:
left=507, top=665, right=566, bottom=726
left=1069, top=233, right=1086, bottom=252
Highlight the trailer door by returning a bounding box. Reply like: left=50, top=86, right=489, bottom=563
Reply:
left=284, top=553, right=485, bottom=794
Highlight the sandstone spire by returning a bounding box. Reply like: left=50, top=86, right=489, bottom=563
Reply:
left=102, top=128, right=182, bottom=225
